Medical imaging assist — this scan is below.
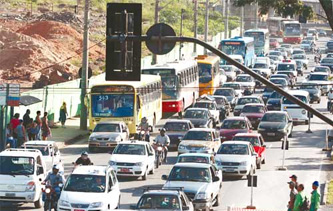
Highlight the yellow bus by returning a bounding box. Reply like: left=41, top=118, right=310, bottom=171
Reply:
left=195, top=55, right=221, bottom=96
left=89, top=74, right=162, bottom=136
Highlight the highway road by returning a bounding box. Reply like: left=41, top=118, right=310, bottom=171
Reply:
left=4, top=37, right=333, bottom=211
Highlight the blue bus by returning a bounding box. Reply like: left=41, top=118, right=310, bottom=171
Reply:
left=244, top=28, right=269, bottom=56
left=219, top=36, right=255, bottom=67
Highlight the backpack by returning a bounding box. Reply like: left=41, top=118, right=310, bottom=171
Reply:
left=300, top=196, right=310, bottom=211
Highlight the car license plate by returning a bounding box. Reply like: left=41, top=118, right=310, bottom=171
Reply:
left=267, top=133, right=275, bottom=136
left=224, top=168, right=235, bottom=172
left=74, top=209, right=85, bottom=211
left=5, top=193, right=15, bottom=197
left=120, top=168, right=130, bottom=172
left=190, top=150, right=197, bottom=153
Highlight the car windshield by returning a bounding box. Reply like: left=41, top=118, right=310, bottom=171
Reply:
left=270, top=79, right=287, bottom=86
left=242, top=106, right=264, bottom=113
left=168, top=167, right=211, bottom=182
left=326, top=54, right=333, bottom=58
left=194, top=102, right=215, bottom=110
left=23, top=145, right=49, bottom=156
left=223, top=83, right=241, bottom=90
left=184, top=110, right=207, bottom=119
left=269, top=56, right=279, bottom=61
left=221, top=120, right=246, bottom=129
left=233, top=137, right=260, bottom=146
left=301, top=40, right=311, bottom=45
left=309, top=74, right=328, bottom=81
left=178, top=156, right=210, bottom=164
left=164, top=122, right=189, bottom=131
left=183, top=131, right=212, bottom=141
left=64, top=175, right=106, bottom=193
left=264, top=87, right=274, bottom=93
left=113, top=144, right=146, bottom=155
left=253, top=63, right=268, bottom=68
left=237, top=98, right=260, bottom=105
left=214, top=89, right=234, bottom=96
left=269, top=51, right=281, bottom=56
left=278, top=64, right=295, bottom=71
left=0, top=156, right=34, bottom=175
left=217, top=144, right=249, bottom=155
left=93, top=124, right=120, bottom=132
left=293, top=55, right=306, bottom=60
left=293, top=50, right=304, bottom=55
left=321, top=58, right=333, bottom=63
left=270, top=91, right=282, bottom=99
left=300, top=84, right=318, bottom=89
left=314, top=67, right=329, bottom=72
left=236, top=76, right=252, bottom=82
left=283, top=95, right=308, bottom=104
left=137, top=194, right=181, bottom=210
left=281, top=44, right=291, bottom=48
left=261, top=113, right=287, bottom=122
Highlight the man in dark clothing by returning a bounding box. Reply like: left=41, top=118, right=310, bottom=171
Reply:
left=290, top=175, right=299, bottom=189
left=288, top=181, right=297, bottom=211
left=23, top=109, right=31, bottom=128
left=74, top=151, right=92, bottom=166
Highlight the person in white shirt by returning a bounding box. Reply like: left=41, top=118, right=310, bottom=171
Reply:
left=154, top=128, right=170, bottom=162
left=327, top=88, right=333, bottom=110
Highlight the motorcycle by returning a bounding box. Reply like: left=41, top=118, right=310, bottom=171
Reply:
left=135, top=127, right=150, bottom=142
left=314, top=54, right=321, bottom=64
left=153, top=143, right=166, bottom=168
left=42, top=183, right=62, bottom=211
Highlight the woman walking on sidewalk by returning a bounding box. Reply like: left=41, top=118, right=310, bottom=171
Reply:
left=41, top=112, right=51, bottom=140
left=59, top=102, right=68, bottom=128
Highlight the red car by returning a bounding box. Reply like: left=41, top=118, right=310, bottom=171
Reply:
left=219, top=117, right=252, bottom=142
left=269, top=38, right=280, bottom=48
left=240, top=103, right=267, bottom=129
left=232, top=133, right=266, bottom=169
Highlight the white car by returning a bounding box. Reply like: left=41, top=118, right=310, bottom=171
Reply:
left=292, top=54, right=309, bottom=69
left=193, top=97, right=220, bottom=124
left=222, top=82, right=243, bottom=97
left=305, top=72, right=331, bottom=95
left=219, top=68, right=228, bottom=85
left=109, top=141, right=155, bottom=180
left=268, top=51, right=283, bottom=61
left=162, top=163, right=222, bottom=210
left=220, top=65, right=237, bottom=81
left=280, top=44, right=293, bottom=55
left=88, top=121, right=130, bottom=152
left=23, top=141, right=63, bottom=174
left=58, top=166, right=120, bottom=211
left=235, top=74, right=256, bottom=94
left=276, top=60, right=298, bottom=77
left=252, top=62, right=272, bottom=78
left=215, top=141, right=257, bottom=177
left=0, top=148, right=47, bottom=208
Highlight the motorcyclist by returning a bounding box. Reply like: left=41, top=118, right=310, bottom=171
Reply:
left=74, top=151, right=92, bottom=166
left=42, top=164, right=64, bottom=200
left=328, top=88, right=333, bottom=111
left=154, top=128, right=170, bottom=162
left=138, top=117, right=150, bottom=142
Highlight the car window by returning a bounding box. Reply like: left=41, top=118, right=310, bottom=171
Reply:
left=164, top=122, right=189, bottom=131
left=221, top=120, right=246, bottom=129
left=113, top=144, right=146, bottom=155
left=217, top=144, right=249, bottom=155
left=261, top=113, right=287, bottom=122
left=94, top=124, right=120, bottom=132
left=168, top=167, right=211, bottom=182
left=137, top=194, right=180, bottom=210
left=233, top=136, right=260, bottom=146
left=183, top=131, right=212, bottom=141
left=178, top=156, right=209, bottom=164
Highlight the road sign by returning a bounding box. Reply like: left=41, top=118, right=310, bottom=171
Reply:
left=247, top=175, right=257, bottom=187
left=0, top=84, right=6, bottom=106
left=7, top=84, right=20, bottom=107
left=146, top=23, right=176, bottom=55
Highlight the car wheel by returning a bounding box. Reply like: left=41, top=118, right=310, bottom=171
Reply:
left=142, top=168, right=148, bottom=180
left=213, top=193, right=220, bottom=207
left=149, top=165, right=155, bottom=174
left=34, top=198, right=42, bottom=208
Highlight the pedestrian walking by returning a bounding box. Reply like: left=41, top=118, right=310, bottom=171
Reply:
left=310, top=181, right=320, bottom=211
left=23, top=109, right=31, bottom=128
left=10, top=113, right=20, bottom=138
left=290, top=175, right=299, bottom=189
left=293, top=184, right=306, bottom=211
left=6, top=123, right=17, bottom=148
left=27, top=118, right=38, bottom=140
left=35, top=111, right=42, bottom=140
left=59, top=102, right=68, bottom=128
left=288, top=181, right=297, bottom=211
left=15, top=120, right=27, bottom=147
left=41, top=112, right=51, bottom=140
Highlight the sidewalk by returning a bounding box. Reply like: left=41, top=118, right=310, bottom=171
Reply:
left=50, top=117, right=89, bottom=149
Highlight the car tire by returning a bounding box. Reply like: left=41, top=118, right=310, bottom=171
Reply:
left=34, top=198, right=42, bottom=208
left=213, top=193, right=220, bottom=207
left=149, top=165, right=155, bottom=174
left=142, top=168, right=148, bottom=180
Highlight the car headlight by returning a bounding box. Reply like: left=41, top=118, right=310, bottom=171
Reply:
left=89, top=137, right=97, bottom=141
left=278, top=128, right=286, bottom=132
left=201, top=146, right=210, bottom=150
left=109, top=161, right=116, bottom=166
left=110, top=136, right=121, bottom=142
left=240, top=161, right=248, bottom=166
left=196, top=193, right=209, bottom=200
left=135, top=162, right=143, bottom=166
left=90, top=202, right=103, bottom=208
left=301, top=110, right=306, bottom=114
left=59, top=200, right=70, bottom=207
left=178, top=145, right=186, bottom=150
left=25, top=181, right=35, bottom=192
left=216, top=160, right=223, bottom=166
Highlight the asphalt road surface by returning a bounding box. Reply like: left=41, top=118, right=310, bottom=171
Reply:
left=3, top=37, right=333, bottom=211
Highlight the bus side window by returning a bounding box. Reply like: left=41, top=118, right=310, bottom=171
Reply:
left=137, top=95, right=141, bottom=111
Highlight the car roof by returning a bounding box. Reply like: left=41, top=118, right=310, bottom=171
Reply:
left=243, top=103, right=265, bottom=107
left=143, top=189, right=183, bottom=196
left=186, top=108, right=209, bottom=112
left=221, top=141, right=251, bottom=145
left=265, top=111, right=288, bottom=115
left=165, top=119, right=192, bottom=124
left=24, top=140, right=55, bottom=146
left=173, top=162, right=211, bottom=168
left=309, top=72, right=329, bottom=76
left=188, top=128, right=216, bottom=132
left=72, top=165, right=108, bottom=176
left=314, top=66, right=330, bottom=69
left=97, top=121, right=124, bottom=124
left=234, top=133, right=261, bottom=137
left=179, top=153, right=211, bottom=158
left=118, top=140, right=149, bottom=145
left=223, top=116, right=248, bottom=121
left=210, top=95, right=228, bottom=99
left=286, top=90, right=309, bottom=96
left=0, top=148, right=43, bottom=158
left=237, top=74, right=252, bottom=77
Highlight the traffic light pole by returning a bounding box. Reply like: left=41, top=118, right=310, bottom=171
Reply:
left=106, top=34, right=333, bottom=127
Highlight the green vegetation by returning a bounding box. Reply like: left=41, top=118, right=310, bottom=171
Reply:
left=327, top=180, right=333, bottom=204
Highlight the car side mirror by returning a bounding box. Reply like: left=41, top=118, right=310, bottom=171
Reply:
left=213, top=176, right=220, bottom=182
left=161, top=175, right=168, bottom=180
left=37, top=166, right=44, bottom=175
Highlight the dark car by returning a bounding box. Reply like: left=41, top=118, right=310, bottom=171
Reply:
left=320, top=57, right=333, bottom=71
left=258, top=111, right=293, bottom=141
left=240, top=103, right=267, bottom=129
left=270, top=74, right=293, bottom=87
left=266, top=91, right=283, bottom=111
left=163, top=120, right=194, bottom=150
left=214, top=88, right=237, bottom=110
left=233, top=96, right=264, bottom=116
left=219, top=117, right=253, bottom=142
left=262, top=87, right=275, bottom=104
left=183, top=108, right=214, bottom=128
left=318, top=29, right=327, bottom=37
left=325, top=41, right=333, bottom=54
left=299, top=83, right=321, bottom=103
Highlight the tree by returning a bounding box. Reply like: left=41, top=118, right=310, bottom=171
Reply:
left=319, top=0, right=333, bottom=30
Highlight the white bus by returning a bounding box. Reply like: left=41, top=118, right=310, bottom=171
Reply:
left=281, top=90, right=310, bottom=124
left=244, top=28, right=270, bottom=56
left=142, top=60, right=199, bottom=117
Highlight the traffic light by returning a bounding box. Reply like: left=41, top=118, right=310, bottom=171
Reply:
left=106, top=3, right=142, bottom=81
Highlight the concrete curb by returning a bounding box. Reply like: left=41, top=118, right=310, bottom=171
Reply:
left=56, top=132, right=89, bottom=149
left=322, top=180, right=329, bottom=205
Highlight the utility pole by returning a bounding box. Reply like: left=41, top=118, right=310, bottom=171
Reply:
left=152, top=0, right=159, bottom=64
left=204, top=0, right=209, bottom=54
left=179, top=9, right=185, bottom=60
left=224, top=0, right=229, bottom=39
left=222, top=0, right=225, bottom=17
left=194, top=0, right=198, bottom=53
left=80, top=0, right=90, bottom=130
left=255, top=1, right=258, bottom=29
left=240, top=6, right=244, bottom=36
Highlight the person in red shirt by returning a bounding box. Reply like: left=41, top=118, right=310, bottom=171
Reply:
left=10, top=113, right=20, bottom=138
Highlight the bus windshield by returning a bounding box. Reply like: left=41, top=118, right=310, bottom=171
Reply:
left=198, top=63, right=212, bottom=83
left=244, top=32, right=264, bottom=47
left=284, top=24, right=301, bottom=36
left=91, top=94, right=134, bottom=117
left=221, top=43, right=245, bottom=56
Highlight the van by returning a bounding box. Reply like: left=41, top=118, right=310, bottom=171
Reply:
left=281, top=90, right=311, bottom=124
left=0, top=148, right=46, bottom=208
